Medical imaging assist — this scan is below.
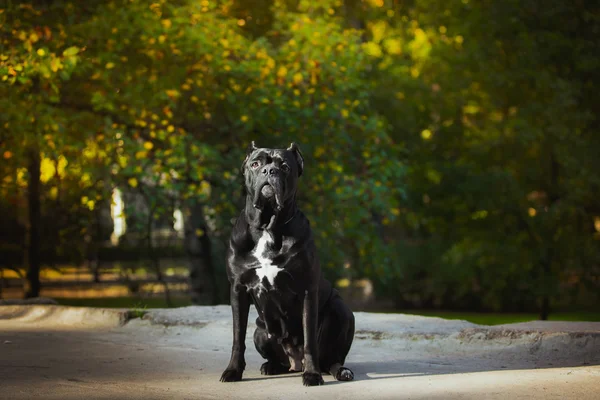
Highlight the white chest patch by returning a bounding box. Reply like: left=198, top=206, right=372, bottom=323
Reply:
left=252, top=231, right=283, bottom=286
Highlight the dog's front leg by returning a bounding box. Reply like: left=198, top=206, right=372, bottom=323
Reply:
left=220, top=283, right=250, bottom=382
left=302, top=288, right=324, bottom=386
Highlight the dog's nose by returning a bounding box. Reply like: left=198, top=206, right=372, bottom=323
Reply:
left=263, top=167, right=278, bottom=176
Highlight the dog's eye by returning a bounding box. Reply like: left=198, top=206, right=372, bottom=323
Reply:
left=281, top=164, right=290, bottom=173
left=251, top=161, right=260, bottom=169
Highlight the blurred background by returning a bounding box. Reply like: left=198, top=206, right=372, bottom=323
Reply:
left=1, top=0, right=598, bottom=324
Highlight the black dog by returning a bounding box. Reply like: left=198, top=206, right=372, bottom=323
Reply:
left=220, top=142, right=355, bottom=386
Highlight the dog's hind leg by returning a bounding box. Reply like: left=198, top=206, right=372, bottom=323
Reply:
left=318, top=296, right=356, bottom=381
left=253, top=321, right=293, bottom=375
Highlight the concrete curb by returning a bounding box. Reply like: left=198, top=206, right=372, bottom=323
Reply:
left=137, top=306, right=600, bottom=360
left=1, top=304, right=599, bottom=360
left=0, top=305, right=135, bottom=328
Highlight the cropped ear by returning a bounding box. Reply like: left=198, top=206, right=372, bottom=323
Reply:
left=287, top=142, right=304, bottom=177
left=241, top=141, right=259, bottom=173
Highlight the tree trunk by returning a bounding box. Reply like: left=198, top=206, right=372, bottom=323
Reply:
left=146, top=207, right=172, bottom=308
left=184, top=201, right=220, bottom=305
left=540, top=295, right=550, bottom=320
left=25, top=149, right=41, bottom=299
left=538, top=150, right=559, bottom=321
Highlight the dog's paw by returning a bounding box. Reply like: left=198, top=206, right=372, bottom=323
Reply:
left=335, top=367, right=354, bottom=381
left=302, top=371, right=324, bottom=386
left=220, top=368, right=243, bottom=382
left=260, top=361, right=292, bottom=375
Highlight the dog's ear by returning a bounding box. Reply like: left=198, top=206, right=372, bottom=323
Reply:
left=287, top=142, right=304, bottom=177
left=241, top=141, right=259, bottom=173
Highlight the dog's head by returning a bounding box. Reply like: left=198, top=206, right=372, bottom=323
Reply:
left=241, top=142, right=304, bottom=213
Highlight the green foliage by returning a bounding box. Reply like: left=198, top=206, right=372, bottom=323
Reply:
left=1, top=0, right=598, bottom=312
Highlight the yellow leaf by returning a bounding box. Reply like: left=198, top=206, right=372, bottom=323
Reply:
left=56, top=156, right=68, bottom=177
left=199, top=180, right=211, bottom=196
left=128, top=177, right=138, bottom=188
left=135, top=150, right=147, bottom=159
left=336, top=278, right=350, bottom=288
left=81, top=173, right=91, bottom=185
left=363, top=42, right=382, bottom=57
left=162, top=19, right=172, bottom=29
left=195, top=228, right=204, bottom=237
left=143, top=141, right=154, bottom=150
left=421, top=129, right=432, bottom=140
left=106, top=62, right=115, bottom=69
left=240, top=115, right=248, bottom=122
left=292, top=72, right=303, bottom=84
left=167, top=125, right=175, bottom=132
left=341, top=109, right=349, bottom=118
left=463, top=104, right=479, bottom=114
left=371, top=20, right=387, bottom=43
left=36, top=48, right=46, bottom=57
left=528, top=208, right=537, bottom=217
left=63, top=46, right=79, bottom=57
left=384, top=38, right=402, bottom=55
left=40, top=157, right=56, bottom=183
left=277, top=66, right=288, bottom=78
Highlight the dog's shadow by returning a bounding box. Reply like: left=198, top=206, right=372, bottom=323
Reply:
left=339, top=354, right=598, bottom=385
left=242, top=362, right=425, bottom=385
left=242, top=372, right=303, bottom=382
left=243, top=347, right=598, bottom=385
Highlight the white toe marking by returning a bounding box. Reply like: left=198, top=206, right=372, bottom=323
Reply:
left=340, top=369, right=354, bottom=381
left=252, top=231, right=282, bottom=286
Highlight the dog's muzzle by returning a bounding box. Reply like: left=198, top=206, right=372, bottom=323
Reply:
left=252, top=171, right=285, bottom=211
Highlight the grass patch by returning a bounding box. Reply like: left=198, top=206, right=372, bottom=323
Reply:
left=395, top=310, right=600, bottom=326
left=55, top=296, right=193, bottom=309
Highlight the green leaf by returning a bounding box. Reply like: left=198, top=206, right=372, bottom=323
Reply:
left=63, top=46, right=80, bottom=57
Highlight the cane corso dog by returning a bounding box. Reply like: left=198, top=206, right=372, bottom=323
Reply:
left=220, top=142, right=355, bottom=386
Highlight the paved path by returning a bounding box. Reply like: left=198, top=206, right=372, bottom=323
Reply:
left=0, top=305, right=599, bottom=399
